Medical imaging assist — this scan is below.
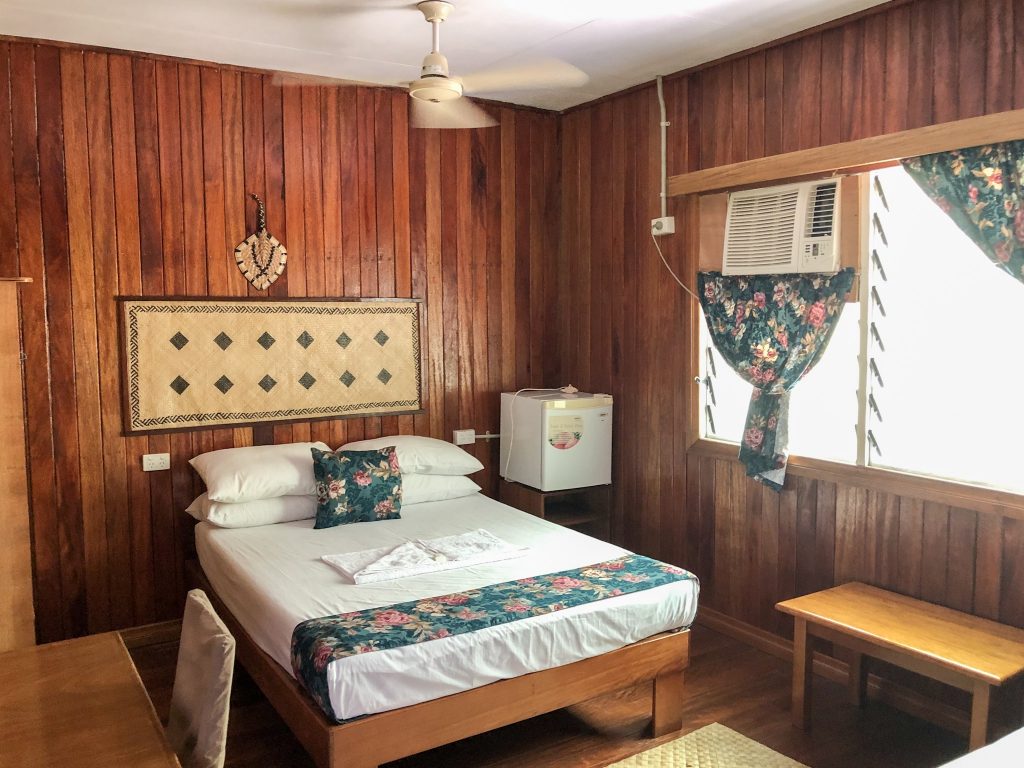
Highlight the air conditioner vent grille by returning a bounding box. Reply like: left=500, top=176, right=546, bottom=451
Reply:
left=806, top=181, right=838, bottom=237
left=723, top=189, right=800, bottom=268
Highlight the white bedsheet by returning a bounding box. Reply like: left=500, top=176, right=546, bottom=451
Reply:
left=940, top=726, right=1024, bottom=766
left=195, top=493, right=699, bottom=720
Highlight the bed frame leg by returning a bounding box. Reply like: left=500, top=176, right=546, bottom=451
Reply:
left=651, top=669, right=685, bottom=737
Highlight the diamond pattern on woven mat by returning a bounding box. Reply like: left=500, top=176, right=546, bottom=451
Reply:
left=297, top=331, right=315, bottom=349
left=169, top=331, right=189, bottom=350
left=214, top=331, right=233, bottom=350
left=214, top=375, right=234, bottom=394
left=258, top=375, right=277, bottom=392
left=339, top=370, right=355, bottom=388
left=336, top=332, right=352, bottom=349
left=374, top=329, right=389, bottom=346
left=169, top=376, right=190, bottom=394
left=377, top=368, right=392, bottom=385
left=257, top=331, right=276, bottom=350
left=607, top=723, right=808, bottom=768
left=298, top=372, right=317, bottom=389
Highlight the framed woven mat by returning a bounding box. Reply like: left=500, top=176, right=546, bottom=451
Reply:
left=118, top=297, right=423, bottom=434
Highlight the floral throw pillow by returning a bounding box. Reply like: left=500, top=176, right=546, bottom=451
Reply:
left=311, top=447, right=403, bottom=529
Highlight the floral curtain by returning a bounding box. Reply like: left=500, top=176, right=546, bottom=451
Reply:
left=901, top=140, right=1024, bottom=285
left=698, top=269, right=856, bottom=490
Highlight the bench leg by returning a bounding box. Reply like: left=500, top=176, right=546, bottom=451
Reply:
left=847, top=651, right=868, bottom=707
left=651, top=669, right=685, bottom=737
left=969, top=682, right=991, bottom=751
left=792, top=618, right=814, bottom=729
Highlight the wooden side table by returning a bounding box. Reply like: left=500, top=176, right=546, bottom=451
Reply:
left=498, top=479, right=612, bottom=541
left=777, top=582, right=1024, bottom=751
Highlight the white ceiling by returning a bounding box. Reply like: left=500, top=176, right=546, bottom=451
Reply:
left=0, top=0, right=887, bottom=111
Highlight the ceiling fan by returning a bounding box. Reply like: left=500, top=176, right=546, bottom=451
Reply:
left=273, top=1, right=589, bottom=129
left=406, top=1, right=588, bottom=129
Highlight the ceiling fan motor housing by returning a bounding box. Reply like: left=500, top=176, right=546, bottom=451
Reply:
left=410, top=51, right=462, bottom=102
left=409, top=75, right=463, bottom=102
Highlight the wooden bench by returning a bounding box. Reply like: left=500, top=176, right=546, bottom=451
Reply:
left=776, top=582, right=1024, bottom=751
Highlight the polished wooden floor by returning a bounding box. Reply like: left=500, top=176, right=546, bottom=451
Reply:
left=130, top=625, right=970, bottom=768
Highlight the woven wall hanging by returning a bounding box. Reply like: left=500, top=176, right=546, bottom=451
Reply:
left=118, top=297, right=422, bottom=434
left=234, top=193, right=287, bottom=290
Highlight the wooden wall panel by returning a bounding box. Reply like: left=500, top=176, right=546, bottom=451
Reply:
left=556, top=0, right=1024, bottom=655
left=4, top=39, right=559, bottom=641
left=9, top=0, right=1024, bottom=648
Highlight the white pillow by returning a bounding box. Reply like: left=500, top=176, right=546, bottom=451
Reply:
left=189, top=441, right=330, bottom=502
left=186, top=493, right=316, bottom=528
left=340, top=436, right=483, bottom=476
left=401, top=474, right=481, bottom=505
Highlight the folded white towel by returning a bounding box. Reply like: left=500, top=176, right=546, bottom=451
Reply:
left=321, top=529, right=528, bottom=585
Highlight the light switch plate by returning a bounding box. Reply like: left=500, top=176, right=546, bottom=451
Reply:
left=452, top=429, right=475, bottom=446
left=142, top=453, right=171, bottom=471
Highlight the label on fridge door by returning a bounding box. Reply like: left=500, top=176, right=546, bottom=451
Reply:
left=548, top=415, right=583, bottom=450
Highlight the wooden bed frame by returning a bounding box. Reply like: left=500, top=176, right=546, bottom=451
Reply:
left=187, top=561, right=690, bottom=768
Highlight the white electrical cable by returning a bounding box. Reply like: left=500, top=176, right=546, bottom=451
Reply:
left=657, top=75, right=668, bottom=220
left=651, top=230, right=701, bottom=303
left=653, top=74, right=700, bottom=304
left=502, top=385, right=578, bottom=480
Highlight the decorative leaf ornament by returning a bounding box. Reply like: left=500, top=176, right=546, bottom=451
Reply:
left=234, top=193, right=288, bottom=290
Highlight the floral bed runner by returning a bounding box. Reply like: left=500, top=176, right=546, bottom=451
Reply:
left=290, top=554, right=695, bottom=721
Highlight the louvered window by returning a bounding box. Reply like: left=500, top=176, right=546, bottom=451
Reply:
left=697, top=165, right=1024, bottom=495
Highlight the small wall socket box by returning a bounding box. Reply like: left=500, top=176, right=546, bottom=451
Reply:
left=142, top=453, right=170, bottom=472
left=452, top=429, right=475, bottom=446
left=651, top=216, right=676, bottom=236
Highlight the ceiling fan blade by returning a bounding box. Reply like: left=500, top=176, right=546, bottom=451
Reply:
left=410, top=97, right=497, bottom=130
left=460, top=58, right=588, bottom=95
left=258, top=0, right=407, bottom=19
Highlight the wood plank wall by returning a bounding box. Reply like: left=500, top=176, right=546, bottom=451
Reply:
left=1, top=39, right=561, bottom=641
left=557, top=0, right=1024, bottom=644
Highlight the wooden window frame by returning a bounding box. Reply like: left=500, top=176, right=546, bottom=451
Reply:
left=680, top=107, right=1024, bottom=519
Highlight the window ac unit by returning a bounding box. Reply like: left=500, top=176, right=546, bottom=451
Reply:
left=722, top=179, right=840, bottom=275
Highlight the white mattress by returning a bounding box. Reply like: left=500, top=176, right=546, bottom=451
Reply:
left=195, top=493, right=699, bottom=720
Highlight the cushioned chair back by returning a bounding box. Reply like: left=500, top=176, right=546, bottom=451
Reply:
left=166, top=589, right=236, bottom=768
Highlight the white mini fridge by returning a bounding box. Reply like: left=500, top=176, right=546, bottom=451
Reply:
left=499, top=391, right=613, bottom=492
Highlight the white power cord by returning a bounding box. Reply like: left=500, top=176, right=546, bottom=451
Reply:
left=651, top=230, right=701, bottom=302
left=502, top=385, right=578, bottom=480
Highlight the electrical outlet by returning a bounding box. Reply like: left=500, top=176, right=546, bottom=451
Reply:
left=651, top=216, right=676, bottom=236
left=142, top=453, right=170, bottom=472
left=452, top=429, right=475, bottom=446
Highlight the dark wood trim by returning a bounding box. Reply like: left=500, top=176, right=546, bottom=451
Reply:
left=687, top=439, right=1024, bottom=520
left=668, top=107, right=1024, bottom=195
left=118, top=619, right=182, bottom=650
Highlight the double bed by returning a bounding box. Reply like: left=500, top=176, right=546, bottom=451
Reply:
left=192, top=492, right=699, bottom=767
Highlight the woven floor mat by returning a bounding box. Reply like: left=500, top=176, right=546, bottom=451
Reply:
left=608, top=722, right=809, bottom=768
